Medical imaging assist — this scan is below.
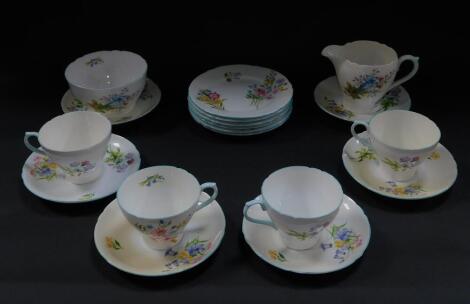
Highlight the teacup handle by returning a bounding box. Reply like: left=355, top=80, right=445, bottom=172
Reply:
left=388, top=55, right=419, bottom=91
left=243, top=195, right=276, bottom=229
left=196, top=182, right=218, bottom=211
left=351, top=121, right=373, bottom=148
left=24, top=132, right=46, bottom=155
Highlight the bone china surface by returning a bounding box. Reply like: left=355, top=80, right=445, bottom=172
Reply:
left=65, top=50, right=147, bottom=119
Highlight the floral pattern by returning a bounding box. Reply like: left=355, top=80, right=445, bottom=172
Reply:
left=105, top=146, right=135, bottom=173
left=66, top=99, right=87, bottom=112
left=80, top=193, right=95, bottom=201
left=352, top=148, right=376, bottom=162
left=135, top=216, right=191, bottom=242
left=383, top=156, right=420, bottom=172
left=139, top=174, right=165, bottom=186
left=164, top=238, right=212, bottom=270
left=324, top=97, right=354, bottom=118
left=105, top=237, right=122, bottom=250
left=224, top=71, right=241, bottom=82
left=428, top=151, right=440, bottom=160
left=321, top=223, right=362, bottom=263
left=246, top=71, right=288, bottom=108
left=376, top=87, right=401, bottom=111
left=344, top=69, right=394, bottom=99
left=378, top=181, right=425, bottom=196
left=86, top=57, right=104, bottom=67
left=268, top=250, right=286, bottom=262
left=286, top=224, right=326, bottom=241
left=197, top=89, right=225, bottom=110
left=88, top=88, right=138, bottom=113
left=63, top=160, right=96, bottom=176
left=28, top=155, right=59, bottom=181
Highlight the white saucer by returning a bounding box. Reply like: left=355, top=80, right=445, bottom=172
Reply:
left=342, top=132, right=458, bottom=200
left=243, top=195, right=370, bottom=274
left=22, top=134, right=141, bottom=203
left=94, top=193, right=225, bottom=276
left=61, top=78, right=161, bottom=125
left=314, top=76, right=411, bottom=122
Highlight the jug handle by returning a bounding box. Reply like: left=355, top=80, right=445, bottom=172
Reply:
left=388, top=55, right=419, bottom=91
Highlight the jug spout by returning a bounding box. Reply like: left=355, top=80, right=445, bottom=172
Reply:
left=321, top=45, right=342, bottom=65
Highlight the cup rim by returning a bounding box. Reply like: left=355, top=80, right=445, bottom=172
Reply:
left=38, top=111, right=111, bottom=154
left=260, top=166, right=343, bottom=220
left=64, top=50, right=148, bottom=91
left=369, top=110, right=441, bottom=151
left=342, top=40, right=398, bottom=67
left=117, top=165, right=202, bottom=221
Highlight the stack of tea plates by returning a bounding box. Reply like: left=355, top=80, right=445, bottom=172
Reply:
left=188, top=65, right=293, bottom=136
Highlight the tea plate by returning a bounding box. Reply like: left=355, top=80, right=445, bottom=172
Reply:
left=242, top=195, right=370, bottom=274
left=342, top=132, right=458, bottom=200
left=314, top=76, right=411, bottom=122
left=61, top=78, right=161, bottom=125
left=94, top=193, right=225, bottom=276
left=189, top=104, right=292, bottom=136
left=189, top=65, right=293, bottom=119
left=22, top=134, right=140, bottom=203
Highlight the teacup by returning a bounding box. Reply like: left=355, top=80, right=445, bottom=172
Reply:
left=351, top=110, right=441, bottom=182
left=65, top=50, right=147, bottom=119
left=117, top=166, right=218, bottom=251
left=243, top=166, right=343, bottom=250
left=24, top=111, right=111, bottom=184
left=322, top=40, right=419, bottom=114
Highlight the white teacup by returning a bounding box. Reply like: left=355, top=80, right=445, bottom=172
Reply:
left=351, top=110, right=441, bottom=182
left=24, top=111, right=111, bottom=184
left=117, top=166, right=218, bottom=251
left=65, top=50, right=147, bottom=119
left=322, top=40, right=419, bottom=114
left=243, top=166, right=343, bottom=250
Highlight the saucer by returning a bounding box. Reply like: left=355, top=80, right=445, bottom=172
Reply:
left=94, top=193, right=225, bottom=276
left=61, top=78, right=161, bottom=125
left=314, top=76, right=411, bottom=122
left=242, top=195, right=370, bottom=274
left=342, top=132, right=458, bottom=200
left=22, top=134, right=141, bottom=203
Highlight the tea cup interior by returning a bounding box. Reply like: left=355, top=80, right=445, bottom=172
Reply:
left=39, top=111, right=111, bottom=152
left=65, top=50, right=147, bottom=90
left=341, top=41, right=397, bottom=66
left=370, top=110, right=441, bottom=150
left=118, top=166, right=201, bottom=219
left=261, top=166, right=343, bottom=218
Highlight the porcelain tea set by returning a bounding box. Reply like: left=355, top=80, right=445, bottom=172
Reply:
left=21, top=41, right=458, bottom=276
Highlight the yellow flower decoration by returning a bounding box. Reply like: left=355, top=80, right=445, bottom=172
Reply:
left=268, top=250, right=278, bottom=260
left=335, top=240, right=345, bottom=248
left=429, top=151, right=440, bottom=160
left=177, top=250, right=191, bottom=260
left=105, top=237, right=113, bottom=248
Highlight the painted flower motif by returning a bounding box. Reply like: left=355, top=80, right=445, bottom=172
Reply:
left=135, top=216, right=190, bottom=243
left=321, top=223, right=362, bottom=263
left=105, top=146, right=135, bottom=173
left=80, top=193, right=95, bottom=201
left=64, top=160, right=96, bottom=176
left=324, top=97, right=354, bottom=118
left=29, top=155, right=59, bottom=181
left=428, top=151, right=440, bottom=160
left=287, top=226, right=323, bottom=241
left=383, top=156, right=420, bottom=172
left=86, top=57, right=104, bottom=67
left=268, top=250, right=286, bottom=262
left=353, top=148, right=376, bottom=162
left=139, top=174, right=165, bottom=186
left=246, top=71, right=288, bottom=108
left=224, top=71, right=241, bottom=82
left=67, top=99, right=87, bottom=111
left=376, top=87, right=401, bottom=111
left=87, top=88, right=138, bottom=113
left=164, top=238, right=211, bottom=270
left=378, top=181, right=425, bottom=196
left=105, top=237, right=122, bottom=250
left=344, top=69, right=394, bottom=99
left=197, top=89, right=225, bottom=110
